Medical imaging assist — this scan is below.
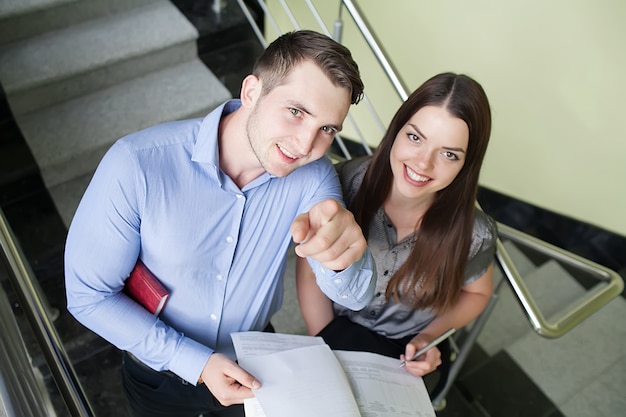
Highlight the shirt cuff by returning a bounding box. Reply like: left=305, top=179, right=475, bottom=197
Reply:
left=308, top=247, right=376, bottom=310
left=168, top=337, right=213, bottom=385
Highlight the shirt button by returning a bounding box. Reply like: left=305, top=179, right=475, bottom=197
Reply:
left=236, top=194, right=243, bottom=199
left=334, top=278, right=342, bottom=284
left=226, top=236, right=234, bottom=243
left=341, top=294, right=348, bottom=299
left=370, top=311, right=376, bottom=316
left=216, top=274, right=223, bottom=281
left=210, top=314, right=217, bottom=321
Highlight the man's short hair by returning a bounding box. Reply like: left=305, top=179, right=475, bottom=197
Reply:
left=252, top=30, right=364, bottom=105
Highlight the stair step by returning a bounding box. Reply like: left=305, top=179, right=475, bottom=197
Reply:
left=506, top=294, right=626, bottom=408
left=19, top=58, right=231, bottom=194
left=478, top=257, right=588, bottom=355
left=48, top=172, right=92, bottom=228
left=0, top=0, right=198, bottom=116
left=0, top=0, right=158, bottom=46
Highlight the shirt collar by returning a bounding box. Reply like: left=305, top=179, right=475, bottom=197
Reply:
left=191, top=99, right=273, bottom=190
left=191, top=99, right=241, bottom=166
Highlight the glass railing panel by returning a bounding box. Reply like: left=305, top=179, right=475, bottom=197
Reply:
left=0, top=209, right=95, bottom=416
left=0, top=250, right=69, bottom=416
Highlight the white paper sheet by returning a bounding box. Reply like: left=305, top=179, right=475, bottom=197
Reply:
left=336, top=350, right=436, bottom=417
left=231, top=332, right=436, bottom=417
left=231, top=331, right=325, bottom=358
left=238, top=343, right=361, bottom=417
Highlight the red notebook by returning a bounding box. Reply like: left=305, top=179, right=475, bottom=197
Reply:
left=123, top=260, right=169, bottom=316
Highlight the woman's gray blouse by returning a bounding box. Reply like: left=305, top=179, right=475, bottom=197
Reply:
left=333, top=157, right=498, bottom=339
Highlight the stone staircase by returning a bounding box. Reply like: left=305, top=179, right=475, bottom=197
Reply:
left=0, top=0, right=232, bottom=227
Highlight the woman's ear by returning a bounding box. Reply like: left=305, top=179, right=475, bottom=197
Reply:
left=240, top=74, right=261, bottom=107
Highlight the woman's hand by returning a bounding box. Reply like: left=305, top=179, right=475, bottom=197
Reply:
left=401, top=335, right=443, bottom=377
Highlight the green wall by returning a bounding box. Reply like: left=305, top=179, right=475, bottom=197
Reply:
left=264, top=1, right=626, bottom=236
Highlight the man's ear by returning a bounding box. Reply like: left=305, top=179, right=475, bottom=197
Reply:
left=240, top=74, right=261, bottom=107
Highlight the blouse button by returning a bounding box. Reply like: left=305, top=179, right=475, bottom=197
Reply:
left=226, top=236, right=234, bottom=243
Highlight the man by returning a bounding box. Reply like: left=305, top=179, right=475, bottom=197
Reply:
left=65, top=30, right=375, bottom=417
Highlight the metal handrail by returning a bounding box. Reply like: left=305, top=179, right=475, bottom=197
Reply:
left=496, top=222, right=623, bottom=338
left=0, top=209, right=95, bottom=416
left=431, top=219, right=626, bottom=409
left=339, top=0, right=408, bottom=102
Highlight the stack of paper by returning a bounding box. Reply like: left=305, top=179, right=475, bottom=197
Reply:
left=231, top=332, right=436, bottom=417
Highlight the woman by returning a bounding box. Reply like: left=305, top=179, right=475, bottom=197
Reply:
left=296, top=72, right=497, bottom=378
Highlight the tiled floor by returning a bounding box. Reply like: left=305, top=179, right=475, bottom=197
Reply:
left=1, top=1, right=625, bottom=416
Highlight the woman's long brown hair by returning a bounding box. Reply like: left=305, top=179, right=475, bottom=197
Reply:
left=350, top=72, right=492, bottom=312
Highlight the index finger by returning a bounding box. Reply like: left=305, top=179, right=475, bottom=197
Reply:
left=309, top=199, right=342, bottom=225
left=290, top=212, right=312, bottom=244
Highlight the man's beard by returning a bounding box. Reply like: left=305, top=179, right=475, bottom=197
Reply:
left=245, top=104, right=272, bottom=174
